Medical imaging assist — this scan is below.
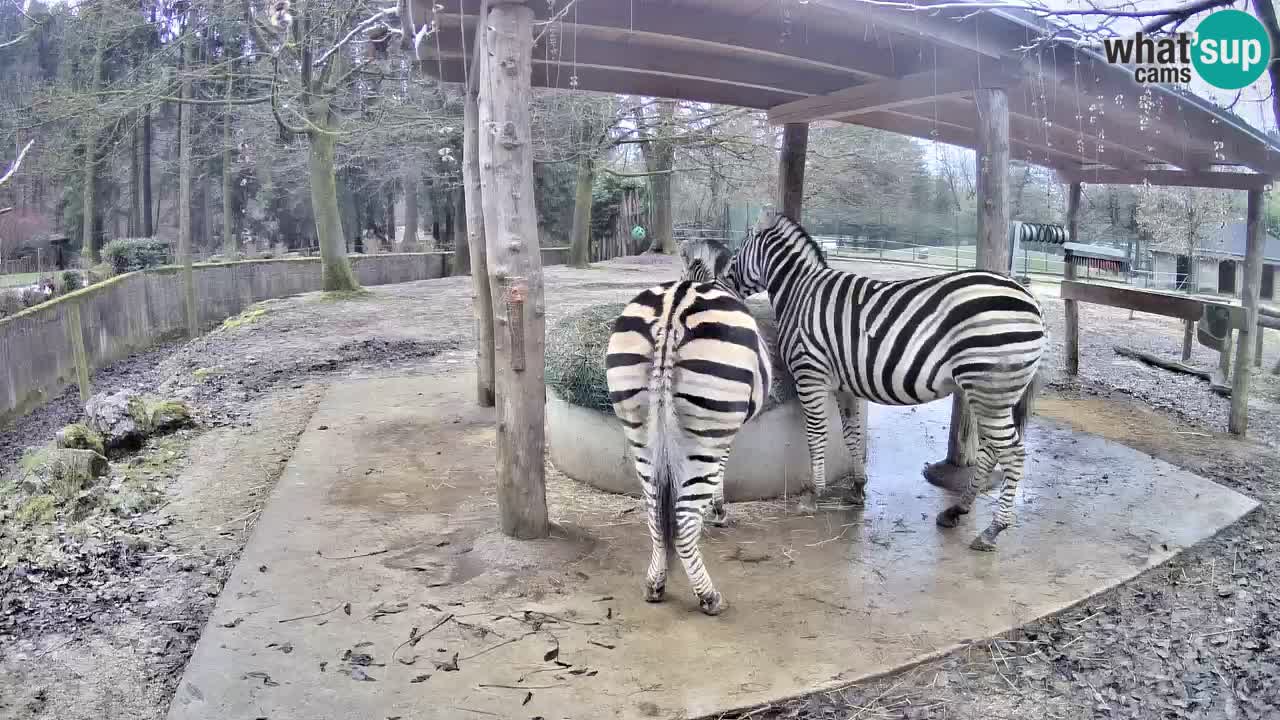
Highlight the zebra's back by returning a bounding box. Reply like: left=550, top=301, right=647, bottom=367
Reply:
left=787, top=268, right=1044, bottom=407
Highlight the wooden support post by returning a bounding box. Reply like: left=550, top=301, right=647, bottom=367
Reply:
left=65, top=302, right=91, bottom=404
left=478, top=0, right=549, bottom=539
left=1182, top=319, right=1195, bottom=362
left=926, top=87, right=1009, bottom=491
left=1218, top=329, right=1233, bottom=381
left=1064, top=182, right=1082, bottom=376
left=1229, top=188, right=1266, bottom=435
left=778, top=123, right=808, bottom=221
left=1255, top=322, right=1264, bottom=368
left=463, top=4, right=495, bottom=408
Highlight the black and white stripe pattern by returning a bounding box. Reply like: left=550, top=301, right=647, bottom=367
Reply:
left=605, top=245, right=771, bottom=614
left=723, top=214, right=1045, bottom=552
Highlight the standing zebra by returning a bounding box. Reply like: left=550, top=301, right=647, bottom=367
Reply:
left=722, top=214, right=1045, bottom=551
left=605, top=241, right=771, bottom=614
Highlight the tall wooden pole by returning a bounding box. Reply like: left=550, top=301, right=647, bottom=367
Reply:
left=177, top=23, right=198, bottom=338
left=1064, top=182, right=1082, bottom=375
left=778, top=123, right=808, bottom=220
left=478, top=0, right=549, bottom=539
left=926, top=87, right=1009, bottom=491
left=1229, top=187, right=1266, bottom=435
left=461, top=0, right=495, bottom=407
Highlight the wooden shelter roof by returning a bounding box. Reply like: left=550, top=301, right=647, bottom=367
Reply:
left=413, top=0, right=1280, bottom=187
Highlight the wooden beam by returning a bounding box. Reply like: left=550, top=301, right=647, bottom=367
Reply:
left=778, top=123, right=808, bottom=221
left=1063, top=183, right=1081, bottom=376
left=1060, top=281, right=1248, bottom=328
left=427, top=1, right=925, bottom=80
left=1059, top=168, right=1273, bottom=191
left=429, top=17, right=865, bottom=100
left=1230, top=188, right=1266, bottom=435
left=828, top=0, right=1005, bottom=58
left=768, top=65, right=1018, bottom=125
left=424, top=54, right=806, bottom=110
left=477, top=0, right=549, bottom=539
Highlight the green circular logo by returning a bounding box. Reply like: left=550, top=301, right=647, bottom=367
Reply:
left=1192, top=9, right=1271, bottom=90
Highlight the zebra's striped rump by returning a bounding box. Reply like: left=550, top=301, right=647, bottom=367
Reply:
left=605, top=278, right=770, bottom=615
left=724, top=213, right=1045, bottom=552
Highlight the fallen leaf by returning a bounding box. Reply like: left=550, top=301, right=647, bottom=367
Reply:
left=543, top=645, right=559, bottom=662
left=350, top=667, right=376, bottom=682
left=410, top=674, right=430, bottom=684
left=221, top=617, right=243, bottom=628
left=243, top=672, right=279, bottom=687
left=343, top=603, right=352, bottom=616
left=523, top=691, right=533, bottom=706
left=398, top=656, right=419, bottom=666
left=433, top=653, right=460, bottom=672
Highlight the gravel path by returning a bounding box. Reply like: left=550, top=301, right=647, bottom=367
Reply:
left=2, top=254, right=1277, bottom=720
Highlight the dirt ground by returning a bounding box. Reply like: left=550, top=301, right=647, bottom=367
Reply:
left=1, top=255, right=1278, bottom=720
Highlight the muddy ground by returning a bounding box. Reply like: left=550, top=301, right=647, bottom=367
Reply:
left=1, top=255, right=1278, bottom=719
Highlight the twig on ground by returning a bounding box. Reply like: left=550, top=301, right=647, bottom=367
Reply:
left=277, top=602, right=344, bottom=623
left=319, top=548, right=389, bottom=560
left=1196, top=627, right=1245, bottom=639
left=479, top=683, right=568, bottom=690
left=458, top=631, right=537, bottom=662
left=989, top=643, right=1021, bottom=694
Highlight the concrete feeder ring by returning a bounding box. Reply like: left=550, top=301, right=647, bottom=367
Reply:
left=543, top=301, right=857, bottom=501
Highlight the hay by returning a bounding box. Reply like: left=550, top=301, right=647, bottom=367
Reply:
left=543, top=300, right=796, bottom=412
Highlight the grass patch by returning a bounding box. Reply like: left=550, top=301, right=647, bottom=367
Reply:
left=220, top=305, right=269, bottom=331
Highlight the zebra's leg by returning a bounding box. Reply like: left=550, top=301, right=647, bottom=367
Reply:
left=673, top=494, right=724, bottom=615
left=969, top=410, right=1026, bottom=552
left=836, top=391, right=868, bottom=506
left=637, top=459, right=668, bottom=603
left=706, top=458, right=728, bottom=527
left=794, top=381, right=831, bottom=514
left=936, top=441, right=996, bottom=528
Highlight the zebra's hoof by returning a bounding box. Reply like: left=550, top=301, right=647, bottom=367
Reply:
left=796, top=493, right=818, bottom=514
left=936, top=505, right=968, bottom=529
left=969, top=530, right=999, bottom=552
left=699, top=591, right=726, bottom=616
left=707, top=502, right=728, bottom=527
left=644, top=582, right=665, bottom=603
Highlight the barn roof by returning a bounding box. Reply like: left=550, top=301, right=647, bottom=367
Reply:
left=413, top=0, right=1280, bottom=184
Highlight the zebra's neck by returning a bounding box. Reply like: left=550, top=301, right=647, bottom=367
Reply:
left=763, top=241, right=824, bottom=315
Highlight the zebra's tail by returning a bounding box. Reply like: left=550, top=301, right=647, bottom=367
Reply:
left=1012, top=365, right=1045, bottom=439
left=647, top=328, right=683, bottom=568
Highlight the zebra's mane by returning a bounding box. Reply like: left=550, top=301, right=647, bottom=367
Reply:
left=764, top=213, right=828, bottom=269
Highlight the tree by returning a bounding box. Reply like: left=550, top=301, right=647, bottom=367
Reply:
left=1136, top=185, right=1237, bottom=291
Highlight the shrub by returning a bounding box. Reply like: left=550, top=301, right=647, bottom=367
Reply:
left=102, top=237, right=171, bottom=273
left=88, top=263, right=116, bottom=283
left=61, top=270, right=83, bottom=292
left=0, top=291, right=23, bottom=318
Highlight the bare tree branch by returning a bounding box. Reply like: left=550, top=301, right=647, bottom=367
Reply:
left=0, top=140, right=34, bottom=188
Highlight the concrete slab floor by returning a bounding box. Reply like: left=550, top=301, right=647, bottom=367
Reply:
left=167, top=373, right=1258, bottom=720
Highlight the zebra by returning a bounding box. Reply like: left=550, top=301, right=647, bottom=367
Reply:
left=604, top=242, right=772, bottom=614
left=721, top=213, right=1045, bottom=552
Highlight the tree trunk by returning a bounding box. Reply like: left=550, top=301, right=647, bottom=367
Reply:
left=142, top=108, right=154, bottom=237
left=403, top=173, right=419, bottom=251
left=778, top=123, right=808, bottom=221
left=478, top=2, right=548, bottom=539
left=222, top=87, right=237, bottom=256
left=307, top=117, right=361, bottom=291
left=453, top=186, right=470, bottom=274
left=129, top=120, right=141, bottom=237
left=464, top=88, right=495, bottom=407
left=1230, top=188, right=1266, bottom=435
left=569, top=152, right=594, bottom=267
left=385, top=184, right=397, bottom=248
left=1064, top=183, right=1082, bottom=375
left=178, top=34, right=198, bottom=338
left=81, top=137, right=99, bottom=265
left=638, top=100, right=676, bottom=253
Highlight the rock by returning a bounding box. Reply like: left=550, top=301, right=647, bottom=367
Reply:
left=86, top=390, right=143, bottom=448
left=127, top=395, right=193, bottom=435
left=13, top=446, right=111, bottom=523
left=85, top=390, right=192, bottom=448
left=55, top=423, right=106, bottom=456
